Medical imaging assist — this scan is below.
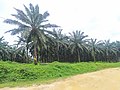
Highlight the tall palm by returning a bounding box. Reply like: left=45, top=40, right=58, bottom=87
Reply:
left=69, top=30, right=88, bottom=62
left=88, top=38, right=103, bottom=62
left=4, top=3, right=58, bottom=65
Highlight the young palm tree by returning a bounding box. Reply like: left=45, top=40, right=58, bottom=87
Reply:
left=4, top=3, right=58, bottom=65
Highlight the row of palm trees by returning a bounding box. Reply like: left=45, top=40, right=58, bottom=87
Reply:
left=0, top=36, right=29, bottom=63
left=1, top=3, right=120, bottom=64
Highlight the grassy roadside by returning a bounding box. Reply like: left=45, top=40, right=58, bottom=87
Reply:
left=0, top=61, right=120, bottom=88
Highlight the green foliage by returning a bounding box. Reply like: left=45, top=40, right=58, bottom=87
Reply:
left=0, top=61, right=120, bottom=87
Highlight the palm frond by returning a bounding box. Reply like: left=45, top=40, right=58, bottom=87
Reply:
left=24, top=4, right=32, bottom=22
left=41, top=23, right=60, bottom=28
left=35, top=4, right=39, bottom=14
left=11, top=14, right=31, bottom=25
left=4, top=19, right=23, bottom=25
left=5, top=24, right=30, bottom=35
left=42, top=11, right=49, bottom=19
left=29, top=3, right=35, bottom=14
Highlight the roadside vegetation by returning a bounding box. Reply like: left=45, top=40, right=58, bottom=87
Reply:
left=1, top=61, right=120, bottom=87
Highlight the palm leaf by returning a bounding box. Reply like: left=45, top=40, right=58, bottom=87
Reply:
left=42, top=11, right=49, bottom=19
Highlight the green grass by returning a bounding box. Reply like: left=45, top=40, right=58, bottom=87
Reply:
left=0, top=61, right=120, bottom=88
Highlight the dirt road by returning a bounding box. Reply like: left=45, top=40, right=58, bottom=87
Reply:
left=1, top=68, right=120, bottom=90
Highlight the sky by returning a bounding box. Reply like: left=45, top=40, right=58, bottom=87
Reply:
left=0, top=0, right=120, bottom=45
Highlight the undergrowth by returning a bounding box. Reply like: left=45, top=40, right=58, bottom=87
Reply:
left=0, top=61, right=120, bottom=87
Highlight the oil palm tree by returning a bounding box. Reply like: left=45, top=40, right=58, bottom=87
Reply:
left=69, top=30, right=88, bottom=62
left=0, top=37, right=9, bottom=60
left=102, top=40, right=118, bottom=62
left=88, top=38, right=103, bottom=62
left=13, top=36, right=30, bottom=63
left=48, top=29, right=68, bottom=61
left=4, top=3, right=58, bottom=65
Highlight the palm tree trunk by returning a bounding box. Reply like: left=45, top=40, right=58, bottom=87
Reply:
left=93, top=54, right=96, bottom=62
left=65, top=49, right=67, bottom=62
left=34, top=45, right=37, bottom=65
left=57, top=43, right=59, bottom=61
left=92, top=50, right=96, bottom=62
left=26, top=44, right=29, bottom=63
left=77, top=49, right=81, bottom=62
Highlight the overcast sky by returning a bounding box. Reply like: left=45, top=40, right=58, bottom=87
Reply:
left=0, top=0, right=120, bottom=44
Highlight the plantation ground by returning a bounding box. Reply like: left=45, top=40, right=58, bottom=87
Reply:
left=1, top=68, right=120, bottom=90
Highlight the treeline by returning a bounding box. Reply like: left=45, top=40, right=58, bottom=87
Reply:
left=0, top=3, right=120, bottom=64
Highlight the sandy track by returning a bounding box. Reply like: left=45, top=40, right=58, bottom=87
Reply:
left=1, top=68, right=120, bottom=90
